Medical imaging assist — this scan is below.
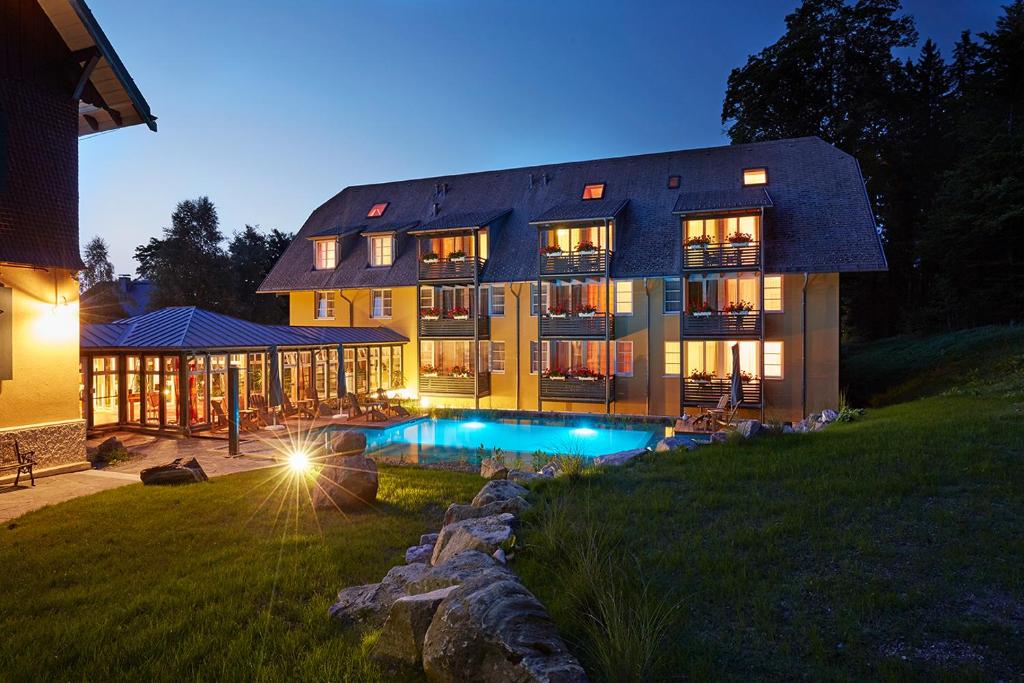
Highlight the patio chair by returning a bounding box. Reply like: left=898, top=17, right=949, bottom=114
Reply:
left=248, top=394, right=274, bottom=427
left=693, top=395, right=729, bottom=431
left=283, top=394, right=317, bottom=420
left=212, top=399, right=261, bottom=433
left=376, top=388, right=410, bottom=418
left=345, top=392, right=386, bottom=423
left=0, top=439, right=37, bottom=487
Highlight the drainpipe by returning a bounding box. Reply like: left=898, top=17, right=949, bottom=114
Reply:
left=509, top=283, right=522, bottom=410
left=643, top=277, right=654, bottom=416
left=338, top=290, right=354, bottom=327
left=801, top=273, right=809, bottom=418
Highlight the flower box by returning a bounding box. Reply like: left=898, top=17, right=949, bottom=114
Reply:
left=422, top=314, right=440, bottom=321
left=577, top=249, right=598, bottom=256
left=422, top=257, right=439, bottom=264
left=451, top=373, right=470, bottom=379
left=422, top=372, right=438, bottom=377
left=729, top=242, right=751, bottom=248
left=544, top=250, right=564, bottom=257
left=549, top=313, right=568, bottom=319
left=732, top=310, right=750, bottom=316
left=694, top=379, right=710, bottom=385
left=687, top=243, right=708, bottom=250
left=692, top=311, right=712, bottom=318
left=453, top=314, right=469, bottom=320
left=577, top=311, right=597, bottom=318
left=449, top=256, right=466, bottom=263
left=548, top=375, right=566, bottom=381
left=578, top=376, right=600, bottom=382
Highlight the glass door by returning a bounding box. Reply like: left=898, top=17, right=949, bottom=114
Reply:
left=126, top=356, right=142, bottom=424
left=91, top=356, right=119, bottom=426
left=144, top=356, right=161, bottom=426
left=163, top=356, right=180, bottom=427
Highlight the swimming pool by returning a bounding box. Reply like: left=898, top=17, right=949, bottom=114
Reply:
left=350, top=417, right=662, bottom=465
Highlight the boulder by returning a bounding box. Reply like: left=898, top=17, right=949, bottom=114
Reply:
left=811, top=420, right=828, bottom=431
left=594, top=448, right=648, bottom=465
left=90, top=436, right=127, bottom=465
left=710, top=431, right=729, bottom=444
left=421, top=572, right=588, bottom=682
left=793, top=420, right=809, bottom=433
left=420, top=532, right=439, bottom=546
left=443, top=496, right=530, bottom=526
left=329, top=562, right=431, bottom=629
left=806, top=412, right=822, bottom=425
left=139, top=457, right=207, bottom=485
left=539, top=463, right=560, bottom=478
left=820, top=408, right=839, bottom=423
left=492, top=548, right=507, bottom=565
left=479, top=458, right=508, bottom=480
left=405, top=544, right=433, bottom=564
left=735, top=420, right=764, bottom=439
left=409, top=550, right=509, bottom=594
left=471, top=480, right=528, bottom=507
left=507, top=469, right=541, bottom=482
left=372, top=585, right=459, bottom=670
left=655, top=436, right=696, bottom=452
left=782, top=424, right=795, bottom=434
left=431, top=513, right=517, bottom=566
left=311, top=454, right=378, bottom=510
left=332, top=429, right=368, bottom=456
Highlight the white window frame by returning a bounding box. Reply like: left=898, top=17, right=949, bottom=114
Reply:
left=368, top=235, right=394, bottom=267
left=664, top=341, right=681, bottom=377
left=743, top=168, right=768, bottom=186
left=419, top=287, right=435, bottom=311
left=614, top=341, right=633, bottom=377
left=614, top=280, right=633, bottom=315
left=489, top=284, right=505, bottom=317
left=764, top=341, right=783, bottom=379
left=664, top=278, right=681, bottom=314
left=763, top=275, right=783, bottom=313
left=370, top=289, right=392, bottom=319
left=530, top=283, right=538, bottom=316
left=529, top=341, right=538, bottom=374
left=314, top=291, right=335, bottom=320
left=314, top=239, right=336, bottom=270
left=490, top=341, right=506, bottom=373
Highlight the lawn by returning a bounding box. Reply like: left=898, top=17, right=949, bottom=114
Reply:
left=0, top=465, right=481, bottom=681
left=516, top=327, right=1024, bottom=681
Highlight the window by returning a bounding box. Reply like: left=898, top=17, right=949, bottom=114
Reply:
left=315, top=291, right=335, bottom=319
left=664, top=278, right=681, bottom=314
left=367, top=202, right=389, bottom=218
left=614, top=280, right=633, bottom=315
left=615, top=341, right=633, bottom=376
left=371, top=289, right=392, bottom=318
left=314, top=239, right=336, bottom=270
left=489, top=284, right=505, bottom=317
left=764, top=341, right=783, bottom=379
left=530, top=341, right=538, bottom=374
left=668, top=175, right=680, bottom=189
left=491, top=341, right=506, bottom=373
left=764, top=275, right=783, bottom=312
left=530, top=283, right=538, bottom=316
left=369, top=235, right=393, bottom=267
left=743, top=168, right=767, bottom=185
left=582, top=182, right=606, bottom=200
left=420, top=287, right=435, bottom=311
left=665, top=341, right=681, bottom=376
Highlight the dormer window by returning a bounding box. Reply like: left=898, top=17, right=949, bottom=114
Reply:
left=368, top=234, right=394, bottom=267
left=668, top=175, right=681, bottom=189
left=743, top=168, right=768, bottom=185
left=582, top=183, right=605, bottom=200
left=314, top=239, right=336, bottom=270
left=367, top=202, right=389, bottom=218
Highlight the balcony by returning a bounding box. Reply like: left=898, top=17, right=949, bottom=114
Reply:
left=540, top=249, right=609, bottom=277
left=419, top=316, right=490, bottom=339
left=540, top=314, right=613, bottom=338
left=681, top=311, right=761, bottom=338
left=539, top=375, right=613, bottom=403
left=683, top=242, right=760, bottom=271
left=419, top=371, right=491, bottom=397
left=682, top=378, right=762, bottom=407
left=419, top=257, right=483, bottom=282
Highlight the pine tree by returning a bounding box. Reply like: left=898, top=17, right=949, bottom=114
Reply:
left=80, top=236, right=115, bottom=292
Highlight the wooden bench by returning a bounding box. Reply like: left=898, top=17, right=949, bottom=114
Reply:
left=1, top=440, right=37, bottom=487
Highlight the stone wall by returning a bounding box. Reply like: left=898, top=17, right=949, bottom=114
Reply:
left=0, top=420, right=87, bottom=470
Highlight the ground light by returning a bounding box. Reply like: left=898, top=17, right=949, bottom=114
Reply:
left=287, top=449, right=311, bottom=473
left=571, top=427, right=597, bottom=438
left=463, top=421, right=486, bottom=429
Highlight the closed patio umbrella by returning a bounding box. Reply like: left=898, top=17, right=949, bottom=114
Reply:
left=268, top=346, right=284, bottom=408
left=730, top=343, right=743, bottom=408
left=336, top=344, right=346, bottom=399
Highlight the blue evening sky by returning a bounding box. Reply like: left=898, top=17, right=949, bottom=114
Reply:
left=79, top=0, right=1006, bottom=273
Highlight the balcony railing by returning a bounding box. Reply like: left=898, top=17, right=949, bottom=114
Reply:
left=683, top=242, right=760, bottom=271
left=540, top=314, right=613, bottom=338
left=540, top=249, right=610, bottom=276
left=419, top=257, right=483, bottom=281
left=419, top=371, right=491, bottom=397
left=681, top=311, right=761, bottom=337
left=419, top=316, right=490, bottom=339
left=683, top=378, right=762, bottom=406
left=539, top=375, right=613, bottom=403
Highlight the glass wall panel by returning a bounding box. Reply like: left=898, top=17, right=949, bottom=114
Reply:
left=163, top=356, right=180, bottom=426
left=247, top=353, right=265, bottom=402
left=188, top=355, right=208, bottom=426
left=210, top=354, right=228, bottom=414
left=327, top=349, right=339, bottom=399
left=230, top=353, right=247, bottom=409
left=126, top=356, right=142, bottom=424
left=356, top=348, right=368, bottom=395
left=370, top=347, right=380, bottom=391
left=344, top=349, right=355, bottom=397
left=298, top=351, right=312, bottom=401
left=144, top=356, right=161, bottom=426
left=91, top=356, right=119, bottom=426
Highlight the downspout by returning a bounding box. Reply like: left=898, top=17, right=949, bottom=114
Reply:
left=509, top=283, right=522, bottom=410
left=338, top=290, right=355, bottom=327
left=644, top=277, right=654, bottom=416
left=801, top=273, right=809, bottom=419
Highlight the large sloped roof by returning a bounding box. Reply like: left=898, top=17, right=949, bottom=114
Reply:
left=81, top=306, right=406, bottom=351
left=259, top=137, right=886, bottom=293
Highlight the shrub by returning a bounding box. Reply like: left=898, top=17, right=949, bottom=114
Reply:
left=556, top=454, right=586, bottom=482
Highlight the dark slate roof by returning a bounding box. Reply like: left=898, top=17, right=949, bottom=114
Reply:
left=530, top=198, right=629, bottom=224
left=673, top=188, right=773, bottom=214
left=361, top=221, right=418, bottom=235
left=413, top=209, right=511, bottom=234
left=81, top=306, right=406, bottom=350
left=259, top=136, right=886, bottom=291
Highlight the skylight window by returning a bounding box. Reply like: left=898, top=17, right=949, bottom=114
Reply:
left=743, top=168, right=768, bottom=186
left=668, top=175, right=681, bottom=189
left=582, top=183, right=605, bottom=200
left=367, top=202, right=389, bottom=218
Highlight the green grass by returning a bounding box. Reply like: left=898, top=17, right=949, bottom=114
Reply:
left=0, top=465, right=480, bottom=681
left=517, top=327, right=1024, bottom=681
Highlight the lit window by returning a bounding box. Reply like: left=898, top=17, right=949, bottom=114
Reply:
left=615, top=341, right=633, bottom=377
left=582, top=183, right=606, bottom=200
left=367, top=202, right=389, bottom=218
left=530, top=283, right=538, bottom=316
left=369, top=235, right=393, bottom=267
left=664, top=341, right=680, bottom=376
left=491, top=341, right=506, bottom=373
left=489, top=284, right=505, bottom=317
left=743, top=168, right=767, bottom=185
left=371, top=289, right=392, bottom=318
left=314, top=239, right=336, bottom=270
left=764, top=341, right=783, bottom=379
left=530, top=341, right=538, bottom=374
left=764, top=275, right=783, bottom=312
left=664, top=278, right=681, bottom=314
left=614, top=281, right=633, bottom=315
left=419, top=286, right=435, bottom=311
left=314, top=291, right=335, bottom=319
left=668, top=175, right=680, bottom=189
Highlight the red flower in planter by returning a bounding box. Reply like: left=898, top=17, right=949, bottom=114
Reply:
left=576, top=240, right=597, bottom=252
left=547, top=304, right=569, bottom=316
left=728, top=232, right=753, bottom=243
left=447, top=306, right=470, bottom=318
left=541, top=244, right=563, bottom=255
left=685, top=235, right=713, bottom=247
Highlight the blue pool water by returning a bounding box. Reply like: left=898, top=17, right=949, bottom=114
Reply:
left=356, top=417, right=661, bottom=463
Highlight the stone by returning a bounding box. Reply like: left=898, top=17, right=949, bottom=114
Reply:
left=471, top=479, right=528, bottom=507
left=311, top=454, right=378, bottom=510
left=492, top=548, right=507, bottom=564
left=539, top=463, right=560, bottom=478
left=594, top=447, right=649, bottom=465
left=820, top=408, right=839, bottom=423
left=405, top=544, right=433, bottom=564
left=332, top=429, right=368, bottom=456
left=409, top=550, right=509, bottom=594
left=793, top=420, right=809, bottom=433
left=90, top=436, right=126, bottom=465
left=806, top=412, right=822, bottom=425
left=782, top=424, right=795, bottom=434
left=431, top=513, right=517, bottom=566
left=419, top=532, right=439, bottom=546
left=655, top=436, right=696, bottom=452
left=329, top=562, right=431, bottom=629
left=372, top=585, right=458, bottom=670
left=422, top=572, right=588, bottom=682
left=507, top=469, right=541, bottom=482
left=711, top=431, right=729, bottom=444
left=811, top=420, right=828, bottom=431
left=735, top=420, right=764, bottom=439
left=443, top=496, right=530, bottom=527
left=139, top=457, right=208, bottom=485
left=479, top=458, right=508, bottom=480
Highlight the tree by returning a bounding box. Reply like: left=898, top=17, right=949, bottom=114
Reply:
left=227, top=225, right=293, bottom=323
left=80, top=236, right=115, bottom=292
left=136, top=197, right=234, bottom=312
